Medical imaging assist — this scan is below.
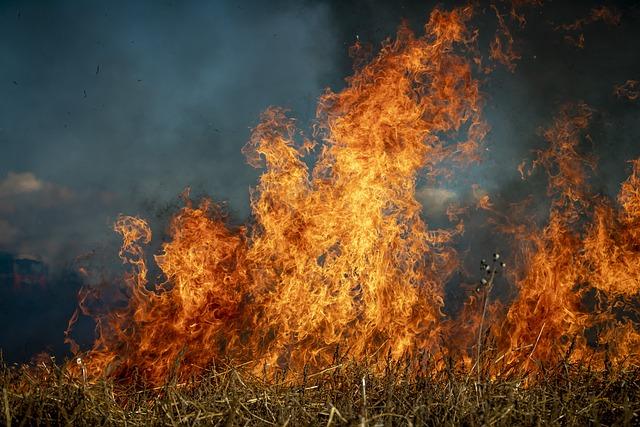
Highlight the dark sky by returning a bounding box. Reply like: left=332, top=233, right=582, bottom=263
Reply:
left=0, top=0, right=639, bottom=268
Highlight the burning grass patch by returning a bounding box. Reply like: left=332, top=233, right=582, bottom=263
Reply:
left=1, top=356, right=638, bottom=426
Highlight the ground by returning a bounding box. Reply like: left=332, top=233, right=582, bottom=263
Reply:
left=2, top=357, right=638, bottom=426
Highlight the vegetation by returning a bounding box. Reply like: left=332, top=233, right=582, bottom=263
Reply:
left=1, top=354, right=638, bottom=426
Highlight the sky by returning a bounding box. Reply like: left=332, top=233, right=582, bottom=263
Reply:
left=0, top=0, right=340, bottom=265
left=0, top=0, right=639, bottom=359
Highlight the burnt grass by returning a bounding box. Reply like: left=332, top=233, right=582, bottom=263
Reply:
left=1, top=353, right=639, bottom=427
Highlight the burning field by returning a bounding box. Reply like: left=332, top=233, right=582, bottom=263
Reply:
left=2, top=0, right=640, bottom=425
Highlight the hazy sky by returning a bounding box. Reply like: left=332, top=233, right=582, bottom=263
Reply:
left=0, top=0, right=342, bottom=264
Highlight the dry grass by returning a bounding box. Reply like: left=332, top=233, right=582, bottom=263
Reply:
left=1, top=353, right=638, bottom=426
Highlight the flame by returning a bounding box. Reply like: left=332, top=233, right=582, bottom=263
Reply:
left=66, top=5, right=640, bottom=386
left=70, top=6, right=489, bottom=384
left=489, top=4, right=521, bottom=72
left=556, top=5, right=621, bottom=48
left=494, top=103, right=640, bottom=372
left=486, top=0, right=542, bottom=72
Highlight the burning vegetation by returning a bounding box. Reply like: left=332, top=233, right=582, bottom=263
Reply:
left=3, top=1, right=640, bottom=425
left=59, top=5, right=640, bottom=386
left=68, top=5, right=488, bottom=385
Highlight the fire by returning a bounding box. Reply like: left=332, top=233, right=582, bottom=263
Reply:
left=556, top=5, right=621, bottom=48
left=615, top=80, right=640, bottom=101
left=494, top=103, right=640, bottom=372
left=66, top=4, right=640, bottom=385
left=69, top=6, right=487, bottom=384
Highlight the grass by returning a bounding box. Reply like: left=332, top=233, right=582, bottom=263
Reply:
left=1, top=353, right=638, bottom=426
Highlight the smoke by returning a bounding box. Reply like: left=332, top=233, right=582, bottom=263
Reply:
left=0, top=0, right=338, bottom=264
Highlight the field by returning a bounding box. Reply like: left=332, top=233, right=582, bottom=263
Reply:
left=2, top=355, right=638, bottom=426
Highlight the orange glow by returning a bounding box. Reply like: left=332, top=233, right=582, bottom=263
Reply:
left=494, top=103, right=640, bottom=373
left=69, top=6, right=489, bottom=384
left=65, top=5, right=640, bottom=386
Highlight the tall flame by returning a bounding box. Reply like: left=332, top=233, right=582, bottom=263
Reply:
left=72, top=6, right=488, bottom=384
left=494, top=103, right=640, bottom=372
left=67, top=5, right=640, bottom=385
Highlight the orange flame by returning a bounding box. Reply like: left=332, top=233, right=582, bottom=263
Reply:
left=556, top=5, right=621, bottom=48
left=66, top=5, right=640, bottom=386
left=70, top=6, right=490, bottom=384
left=494, top=103, right=640, bottom=372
